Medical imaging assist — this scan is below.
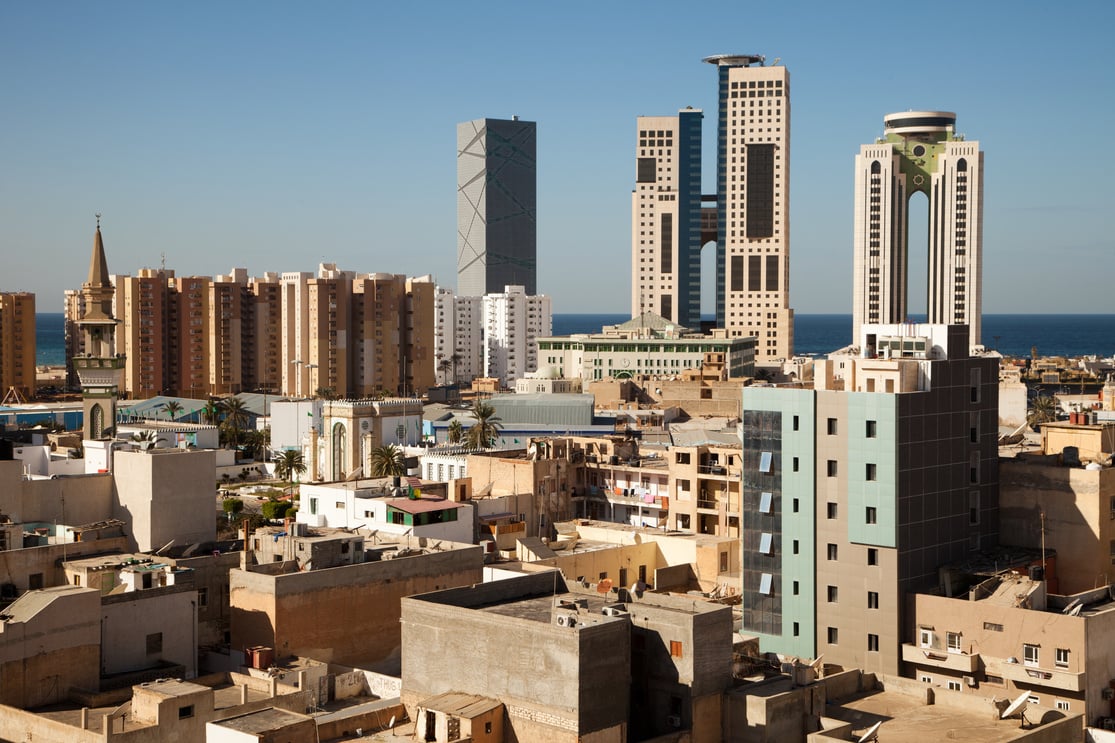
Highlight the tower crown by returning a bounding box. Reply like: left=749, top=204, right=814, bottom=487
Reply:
left=883, top=111, right=956, bottom=137
left=702, top=53, right=765, bottom=67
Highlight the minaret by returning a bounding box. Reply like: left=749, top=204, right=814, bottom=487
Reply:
left=74, top=215, right=125, bottom=441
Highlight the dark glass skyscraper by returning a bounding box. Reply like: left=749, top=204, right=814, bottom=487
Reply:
left=457, top=117, right=537, bottom=297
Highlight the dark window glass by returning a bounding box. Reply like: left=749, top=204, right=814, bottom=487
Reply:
left=637, top=157, right=656, bottom=183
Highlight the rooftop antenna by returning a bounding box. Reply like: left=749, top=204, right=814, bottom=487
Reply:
left=95, top=212, right=101, bottom=228
left=161, top=252, right=166, bottom=272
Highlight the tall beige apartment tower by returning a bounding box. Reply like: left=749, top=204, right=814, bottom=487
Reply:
left=630, top=109, right=703, bottom=327
left=0, top=292, right=36, bottom=401
left=853, top=112, right=983, bottom=348
left=705, top=54, right=793, bottom=362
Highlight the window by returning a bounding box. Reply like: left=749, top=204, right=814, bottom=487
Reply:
left=792, top=456, right=799, bottom=472
left=28, top=573, right=43, bottom=590
left=1056, top=700, right=1070, bottom=711
left=1055, top=648, right=1070, bottom=668
left=198, top=587, right=208, bottom=608
left=920, top=675, right=932, bottom=684
left=759, top=451, right=772, bottom=472
left=827, top=627, right=838, bottom=645
left=792, top=540, right=799, bottom=555
left=866, top=420, right=877, bottom=438
left=759, top=573, right=773, bottom=594
left=178, top=705, right=194, bottom=719
left=1024, top=643, right=1039, bottom=667
left=947, top=680, right=962, bottom=692
left=759, top=492, right=772, bottom=513
left=827, top=418, right=838, bottom=435
left=792, top=580, right=799, bottom=595
left=827, top=460, right=838, bottom=477
left=759, top=533, right=773, bottom=554
left=827, top=544, right=838, bottom=560
left=985, top=675, right=1004, bottom=685
left=827, top=586, right=838, bottom=602
left=792, top=498, right=799, bottom=513
left=983, top=621, right=1003, bottom=632
left=866, top=506, right=877, bottom=524
left=670, top=640, right=683, bottom=658
left=970, top=491, right=980, bottom=525
left=867, top=548, right=878, bottom=566
left=865, top=463, right=877, bottom=481
left=919, top=628, right=934, bottom=648
left=793, top=622, right=799, bottom=636
left=1028, top=695, right=1040, bottom=705
left=146, top=632, right=163, bottom=654
left=792, top=415, right=799, bottom=431
left=827, top=502, right=837, bottom=519
left=947, top=632, right=962, bottom=654
left=868, top=634, right=879, bottom=652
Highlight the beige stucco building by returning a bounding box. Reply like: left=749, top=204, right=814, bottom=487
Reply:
left=0, top=292, right=36, bottom=401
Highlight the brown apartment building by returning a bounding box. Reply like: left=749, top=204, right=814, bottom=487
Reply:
left=0, top=292, right=36, bottom=401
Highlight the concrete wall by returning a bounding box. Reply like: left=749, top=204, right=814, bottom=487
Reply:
left=1000, top=459, right=1115, bottom=594
left=102, top=587, right=198, bottom=678
left=0, top=536, right=128, bottom=594
left=401, top=573, right=630, bottom=741
left=0, top=587, right=101, bottom=708
left=0, top=460, right=114, bottom=526
left=231, top=545, right=483, bottom=670
left=113, top=449, right=217, bottom=552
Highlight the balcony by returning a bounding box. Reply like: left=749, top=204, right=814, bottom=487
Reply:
left=987, top=657, right=1085, bottom=693
left=604, top=488, right=668, bottom=511
left=901, top=643, right=979, bottom=674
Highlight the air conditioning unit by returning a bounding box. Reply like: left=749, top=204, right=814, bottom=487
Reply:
left=555, top=613, right=578, bottom=628
left=666, top=715, right=682, bottom=728
left=602, top=605, right=628, bottom=617
left=963, top=675, right=976, bottom=687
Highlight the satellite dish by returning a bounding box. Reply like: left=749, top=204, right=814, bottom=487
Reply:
left=388, top=715, right=396, bottom=728
left=1001, top=690, right=1029, bottom=720
left=857, top=721, right=882, bottom=743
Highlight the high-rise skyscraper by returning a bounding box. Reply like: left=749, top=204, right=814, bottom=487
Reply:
left=457, top=117, right=537, bottom=297
left=705, top=54, right=793, bottom=363
left=0, top=292, right=36, bottom=402
left=630, top=108, right=703, bottom=328
left=852, top=111, right=984, bottom=348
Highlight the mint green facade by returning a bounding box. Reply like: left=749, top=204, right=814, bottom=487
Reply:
left=844, top=392, right=898, bottom=549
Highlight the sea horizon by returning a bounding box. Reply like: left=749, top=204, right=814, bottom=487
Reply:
left=36, top=312, right=1115, bottom=366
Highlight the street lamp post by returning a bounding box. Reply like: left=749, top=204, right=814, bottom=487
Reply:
left=290, top=359, right=303, bottom=397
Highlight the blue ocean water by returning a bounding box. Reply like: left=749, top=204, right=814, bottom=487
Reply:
left=36, top=312, right=1115, bottom=366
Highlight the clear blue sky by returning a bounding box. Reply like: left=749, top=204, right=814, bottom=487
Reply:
left=3, top=1, right=1111, bottom=314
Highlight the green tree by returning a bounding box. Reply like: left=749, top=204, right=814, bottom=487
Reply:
left=273, top=449, right=307, bottom=484
left=465, top=401, right=503, bottom=450
left=261, top=498, right=294, bottom=520
left=368, top=445, right=406, bottom=478
left=315, top=387, right=338, bottom=400
left=130, top=430, right=161, bottom=451
left=221, top=396, right=250, bottom=448
left=1028, top=395, right=1058, bottom=429
left=200, top=399, right=223, bottom=425
left=437, top=358, right=453, bottom=386
left=447, top=419, right=464, bottom=444
left=161, top=400, right=183, bottom=421
left=222, top=497, right=245, bottom=521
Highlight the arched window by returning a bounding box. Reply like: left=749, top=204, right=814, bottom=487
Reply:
left=332, top=422, right=347, bottom=481
left=870, top=160, right=881, bottom=174
left=90, top=404, right=104, bottom=439
left=957, top=158, right=967, bottom=172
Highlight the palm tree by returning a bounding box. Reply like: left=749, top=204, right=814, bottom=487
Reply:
left=200, top=399, right=223, bottom=425
left=161, top=400, right=183, bottom=421
left=465, top=401, right=503, bottom=450
left=1028, top=395, right=1058, bottom=430
left=437, top=358, right=453, bottom=386
left=450, top=352, right=463, bottom=385
left=221, top=396, right=250, bottom=448
left=368, top=444, right=406, bottom=478
left=273, top=449, right=307, bottom=498
left=447, top=419, right=464, bottom=444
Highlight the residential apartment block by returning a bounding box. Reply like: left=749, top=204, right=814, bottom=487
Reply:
left=434, top=284, right=551, bottom=387
left=740, top=324, right=999, bottom=672
left=69, top=263, right=434, bottom=399
left=457, top=117, right=537, bottom=297
left=853, top=111, right=983, bottom=348
left=631, top=108, right=703, bottom=328
left=0, top=292, right=36, bottom=401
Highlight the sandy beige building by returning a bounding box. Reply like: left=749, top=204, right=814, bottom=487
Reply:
left=0, top=292, right=36, bottom=401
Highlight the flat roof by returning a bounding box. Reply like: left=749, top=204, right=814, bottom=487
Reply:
left=211, top=706, right=312, bottom=733
left=385, top=497, right=460, bottom=515
left=418, top=691, right=502, bottom=718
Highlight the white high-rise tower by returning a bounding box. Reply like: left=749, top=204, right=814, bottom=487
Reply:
left=852, top=111, right=984, bottom=347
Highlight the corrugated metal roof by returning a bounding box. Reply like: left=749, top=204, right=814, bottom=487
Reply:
left=419, top=691, right=502, bottom=718
left=385, top=497, right=459, bottom=515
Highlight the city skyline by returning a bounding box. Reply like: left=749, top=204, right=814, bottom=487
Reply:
left=3, top=2, right=1111, bottom=315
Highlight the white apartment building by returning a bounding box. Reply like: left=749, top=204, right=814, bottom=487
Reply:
left=435, top=284, right=551, bottom=387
